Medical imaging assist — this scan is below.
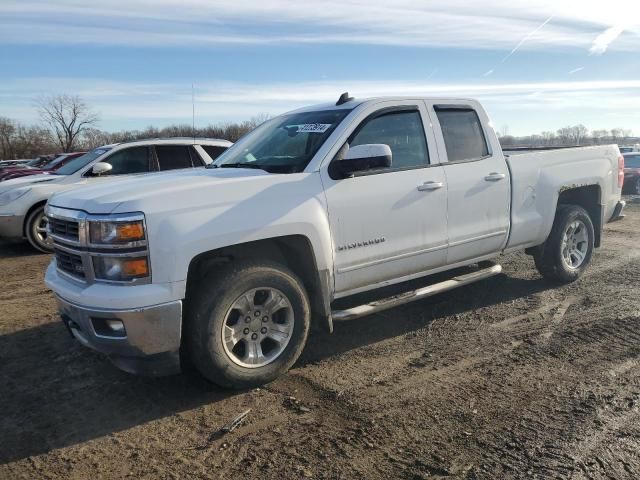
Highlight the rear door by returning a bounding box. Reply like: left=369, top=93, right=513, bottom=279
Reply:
left=429, top=103, right=510, bottom=264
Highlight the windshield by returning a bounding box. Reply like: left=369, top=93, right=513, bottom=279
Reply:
left=215, top=109, right=352, bottom=173
left=26, top=158, right=44, bottom=167
left=54, top=147, right=111, bottom=175
left=624, top=155, right=640, bottom=168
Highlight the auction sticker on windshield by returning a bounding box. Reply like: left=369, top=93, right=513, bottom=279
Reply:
left=298, top=123, right=332, bottom=133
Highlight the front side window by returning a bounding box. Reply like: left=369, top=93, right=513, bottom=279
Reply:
left=155, top=145, right=193, bottom=170
left=215, top=109, right=351, bottom=173
left=55, top=147, right=112, bottom=175
left=435, top=108, right=489, bottom=162
left=103, top=146, right=152, bottom=175
left=350, top=110, right=429, bottom=169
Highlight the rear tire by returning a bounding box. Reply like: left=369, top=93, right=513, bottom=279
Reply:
left=533, top=204, right=594, bottom=284
left=25, top=206, right=53, bottom=253
left=186, top=260, right=311, bottom=389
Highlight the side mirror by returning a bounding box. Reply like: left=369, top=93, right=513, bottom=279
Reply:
left=92, top=162, right=113, bottom=176
left=333, top=144, right=392, bottom=178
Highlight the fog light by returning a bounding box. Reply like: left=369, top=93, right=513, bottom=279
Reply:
left=91, top=317, right=127, bottom=338
left=106, top=319, right=125, bottom=333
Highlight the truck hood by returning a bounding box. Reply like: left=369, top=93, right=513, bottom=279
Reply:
left=48, top=168, right=285, bottom=214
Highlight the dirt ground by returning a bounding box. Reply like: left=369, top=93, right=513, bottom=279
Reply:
left=1, top=197, right=640, bottom=480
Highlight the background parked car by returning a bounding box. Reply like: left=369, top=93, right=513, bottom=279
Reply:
left=0, top=152, right=86, bottom=182
left=0, top=159, right=33, bottom=167
left=0, top=137, right=232, bottom=252
left=623, top=152, right=640, bottom=194
left=0, top=155, right=56, bottom=174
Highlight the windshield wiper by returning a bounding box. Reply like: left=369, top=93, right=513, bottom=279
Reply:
left=219, top=163, right=266, bottom=171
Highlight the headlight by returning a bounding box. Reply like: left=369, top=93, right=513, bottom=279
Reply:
left=93, top=255, right=150, bottom=282
left=0, top=187, right=31, bottom=206
left=89, top=218, right=145, bottom=244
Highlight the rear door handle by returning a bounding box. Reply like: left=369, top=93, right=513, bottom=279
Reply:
left=484, top=172, right=506, bottom=181
left=417, top=181, right=444, bottom=191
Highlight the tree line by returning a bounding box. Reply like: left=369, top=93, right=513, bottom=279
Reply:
left=498, top=124, right=638, bottom=147
left=0, top=94, right=269, bottom=160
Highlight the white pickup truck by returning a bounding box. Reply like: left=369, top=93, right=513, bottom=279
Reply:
left=44, top=95, right=625, bottom=388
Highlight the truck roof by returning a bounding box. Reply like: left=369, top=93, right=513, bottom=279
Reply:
left=286, top=96, right=479, bottom=114
left=97, top=137, right=233, bottom=150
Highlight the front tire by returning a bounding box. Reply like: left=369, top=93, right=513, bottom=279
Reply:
left=186, top=261, right=311, bottom=389
left=25, top=206, right=53, bottom=253
left=533, top=204, right=594, bottom=284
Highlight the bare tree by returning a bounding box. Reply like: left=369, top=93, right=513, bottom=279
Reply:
left=36, top=94, right=99, bottom=152
left=541, top=131, right=556, bottom=145
left=571, top=124, right=588, bottom=145
left=0, top=117, right=16, bottom=159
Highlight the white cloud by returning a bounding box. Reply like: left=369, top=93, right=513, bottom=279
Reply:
left=568, top=67, right=584, bottom=74
left=2, top=77, right=639, bottom=135
left=589, top=25, right=627, bottom=55
left=0, top=0, right=638, bottom=52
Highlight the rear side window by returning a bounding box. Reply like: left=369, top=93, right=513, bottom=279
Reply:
left=201, top=145, right=228, bottom=161
left=350, top=110, right=429, bottom=169
left=435, top=108, right=489, bottom=162
left=155, top=145, right=193, bottom=170
left=105, top=146, right=152, bottom=175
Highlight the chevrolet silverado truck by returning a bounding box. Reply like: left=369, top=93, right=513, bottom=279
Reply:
left=44, top=95, right=625, bottom=388
left=0, top=138, right=231, bottom=252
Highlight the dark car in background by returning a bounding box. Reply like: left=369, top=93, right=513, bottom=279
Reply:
left=0, top=152, right=86, bottom=181
left=623, top=152, right=640, bottom=194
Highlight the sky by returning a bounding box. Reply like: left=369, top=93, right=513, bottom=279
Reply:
left=1, top=0, right=639, bottom=136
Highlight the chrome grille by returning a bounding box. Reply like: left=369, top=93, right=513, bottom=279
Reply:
left=49, top=217, right=80, bottom=241
left=54, top=248, right=85, bottom=279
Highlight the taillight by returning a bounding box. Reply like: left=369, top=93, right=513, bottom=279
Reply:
left=618, top=155, right=624, bottom=188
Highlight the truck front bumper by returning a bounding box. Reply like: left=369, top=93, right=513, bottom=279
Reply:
left=0, top=213, right=25, bottom=238
left=55, top=294, right=183, bottom=376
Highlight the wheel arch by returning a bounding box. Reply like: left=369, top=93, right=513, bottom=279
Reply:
left=556, top=184, right=602, bottom=248
left=185, top=235, right=334, bottom=333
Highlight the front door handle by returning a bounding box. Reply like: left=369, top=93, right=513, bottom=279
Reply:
left=417, top=181, right=444, bottom=191
left=484, top=172, right=506, bottom=181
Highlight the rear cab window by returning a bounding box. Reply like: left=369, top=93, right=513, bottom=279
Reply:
left=435, top=107, right=489, bottom=162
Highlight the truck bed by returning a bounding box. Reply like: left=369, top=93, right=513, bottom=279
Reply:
left=505, top=144, right=621, bottom=251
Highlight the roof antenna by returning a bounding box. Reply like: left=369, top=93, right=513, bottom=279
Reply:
left=192, top=83, right=196, bottom=143
left=336, top=92, right=353, bottom=106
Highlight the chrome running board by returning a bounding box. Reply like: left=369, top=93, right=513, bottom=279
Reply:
left=331, top=263, right=502, bottom=321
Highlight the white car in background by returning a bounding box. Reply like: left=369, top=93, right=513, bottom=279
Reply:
left=0, top=138, right=232, bottom=252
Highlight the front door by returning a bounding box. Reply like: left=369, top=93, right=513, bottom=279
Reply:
left=321, top=103, right=448, bottom=296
